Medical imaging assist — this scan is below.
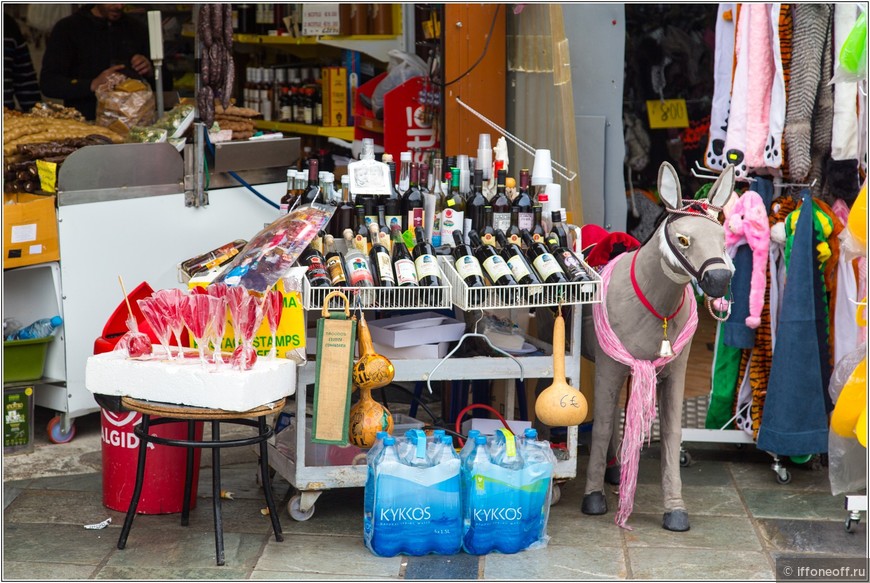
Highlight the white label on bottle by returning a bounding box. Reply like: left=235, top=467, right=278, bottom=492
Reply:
left=518, top=212, right=534, bottom=231
left=493, top=212, right=511, bottom=233
left=414, top=254, right=441, bottom=280
left=384, top=215, right=403, bottom=231
left=375, top=252, right=394, bottom=283
left=440, top=208, right=464, bottom=247
left=280, top=106, right=292, bottom=121
left=505, top=253, right=531, bottom=281
left=394, top=258, right=418, bottom=286
left=533, top=253, right=564, bottom=280
left=304, top=108, right=313, bottom=125
left=482, top=255, right=512, bottom=282
left=454, top=255, right=484, bottom=279
left=347, top=256, right=374, bottom=286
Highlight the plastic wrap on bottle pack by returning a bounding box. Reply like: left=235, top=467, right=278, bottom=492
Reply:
left=828, top=343, right=868, bottom=496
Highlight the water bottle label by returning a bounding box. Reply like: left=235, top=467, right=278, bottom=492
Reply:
left=505, top=254, right=531, bottom=281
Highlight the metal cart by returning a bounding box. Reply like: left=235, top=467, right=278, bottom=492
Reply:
left=267, top=255, right=601, bottom=520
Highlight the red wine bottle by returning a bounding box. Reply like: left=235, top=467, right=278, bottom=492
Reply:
left=522, top=229, right=568, bottom=284
left=451, top=230, right=485, bottom=288
left=391, top=224, right=419, bottom=287
left=496, top=229, right=542, bottom=288
left=412, top=227, right=442, bottom=286
left=468, top=229, right=517, bottom=286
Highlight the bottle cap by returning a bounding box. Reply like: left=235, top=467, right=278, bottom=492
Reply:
left=468, top=429, right=480, bottom=439
left=524, top=428, right=538, bottom=439
left=474, top=435, right=487, bottom=445
left=551, top=210, right=562, bottom=221
left=50, top=316, right=63, bottom=327
left=441, top=435, right=453, bottom=445
left=383, top=436, right=396, bottom=446
left=531, top=148, right=554, bottom=186
left=376, top=431, right=388, bottom=439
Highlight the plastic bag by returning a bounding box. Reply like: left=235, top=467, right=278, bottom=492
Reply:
left=830, top=10, right=867, bottom=84
left=828, top=343, right=867, bottom=496
left=280, top=267, right=308, bottom=365
left=371, top=49, right=428, bottom=113
left=95, top=73, right=156, bottom=133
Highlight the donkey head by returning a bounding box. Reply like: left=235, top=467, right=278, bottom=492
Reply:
left=656, top=162, right=735, bottom=298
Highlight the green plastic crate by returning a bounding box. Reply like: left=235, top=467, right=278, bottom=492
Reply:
left=3, top=336, right=54, bottom=383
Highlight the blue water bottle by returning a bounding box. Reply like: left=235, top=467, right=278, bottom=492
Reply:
left=369, top=436, right=402, bottom=557
left=364, top=431, right=389, bottom=543
left=7, top=316, right=63, bottom=340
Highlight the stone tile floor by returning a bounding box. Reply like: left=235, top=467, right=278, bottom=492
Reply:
left=3, top=407, right=867, bottom=581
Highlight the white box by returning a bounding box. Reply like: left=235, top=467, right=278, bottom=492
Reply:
left=461, top=418, right=532, bottom=437
left=85, top=348, right=296, bottom=412
left=372, top=341, right=450, bottom=360
left=367, top=312, right=466, bottom=348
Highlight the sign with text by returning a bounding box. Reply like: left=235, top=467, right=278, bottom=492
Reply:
left=302, top=4, right=340, bottom=36
left=646, top=99, right=689, bottom=129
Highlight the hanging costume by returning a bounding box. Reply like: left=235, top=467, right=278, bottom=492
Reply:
left=704, top=3, right=736, bottom=171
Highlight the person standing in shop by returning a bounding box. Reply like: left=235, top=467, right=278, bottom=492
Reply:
left=40, top=4, right=153, bottom=120
left=4, top=13, right=41, bottom=112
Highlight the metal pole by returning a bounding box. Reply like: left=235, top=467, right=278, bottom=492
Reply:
left=154, top=60, right=164, bottom=120
left=190, top=6, right=205, bottom=207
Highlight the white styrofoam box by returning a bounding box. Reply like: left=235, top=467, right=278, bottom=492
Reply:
left=85, top=348, right=296, bottom=411
left=367, top=312, right=466, bottom=348
left=461, top=418, right=532, bottom=437
left=372, top=341, right=450, bottom=360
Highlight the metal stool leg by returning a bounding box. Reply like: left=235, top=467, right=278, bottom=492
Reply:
left=258, top=415, right=284, bottom=541
left=118, top=414, right=151, bottom=550
left=181, top=420, right=195, bottom=526
left=211, top=420, right=225, bottom=566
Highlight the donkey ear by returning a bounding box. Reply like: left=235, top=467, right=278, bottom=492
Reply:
left=657, top=162, right=682, bottom=210
left=708, top=164, right=736, bottom=208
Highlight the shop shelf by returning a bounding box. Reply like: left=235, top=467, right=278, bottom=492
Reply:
left=302, top=278, right=453, bottom=312
left=254, top=121, right=354, bottom=141
left=438, top=256, right=602, bottom=311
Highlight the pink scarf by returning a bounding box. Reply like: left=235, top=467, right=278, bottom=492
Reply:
left=593, top=253, right=699, bottom=529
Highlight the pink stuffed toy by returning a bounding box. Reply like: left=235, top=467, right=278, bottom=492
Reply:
left=724, top=190, right=770, bottom=328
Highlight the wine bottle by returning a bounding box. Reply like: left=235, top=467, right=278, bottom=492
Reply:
left=467, top=168, right=487, bottom=238
left=342, top=229, right=376, bottom=289
left=495, top=229, right=543, bottom=288
left=522, top=229, right=568, bottom=284
left=402, top=163, right=424, bottom=232
left=298, top=246, right=332, bottom=287
left=481, top=206, right=497, bottom=247
left=391, top=225, right=419, bottom=287
left=491, top=169, right=511, bottom=233
left=545, top=233, right=592, bottom=282
left=550, top=210, right=569, bottom=249
left=354, top=206, right=370, bottom=253
left=397, top=151, right=411, bottom=195
left=506, top=207, right=522, bottom=247
left=332, top=174, right=355, bottom=238
left=302, top=158, right=321, bottom=205
left=531, top=205, right=546, bottom=245
left=452, top=230, right=485, bottom=288
left=513, top=169, right=535, bottom=232
left=468, top=230, right=517, bottom=286
left=280, top=168, right=297, bottom=215
left=369, top=224, right=395, bottom=287
left=429, top=160, right=444, bottom=246
left=323, top=234, right=347, bottom=287
left=384, top=161, right=403, bottom=232
left=442, top=166, right=466, bottom=247
left=412, top=227, right=443, bottom=286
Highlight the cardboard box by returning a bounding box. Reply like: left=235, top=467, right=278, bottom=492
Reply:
left=367, top=312, right=466, bottom=348
left=323, top=66, right=348, bottom=127
left=461, top=417, right=532, bottom=437
left=3, top=193, right=59, bottom=269
left=490, top=378, right=538, bottom=425
left=372, top=341, right=450, bottom=360
left=342, top=50, right=361, bottom=126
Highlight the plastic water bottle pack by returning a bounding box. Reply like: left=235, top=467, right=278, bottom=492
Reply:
left=364, top=427, right=557, bottom=557
left=364, top=429, right=462, bottom=557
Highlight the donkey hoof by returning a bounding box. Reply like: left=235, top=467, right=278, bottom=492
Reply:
left=604, top=464, right=621, bottom=485
left=581, top=492, right=608, bottom=515
left=662, top=510, right=690, bottom=532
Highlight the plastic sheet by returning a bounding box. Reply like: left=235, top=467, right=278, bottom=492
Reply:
left=828, top=343, right=867, bottom=496
left=95, top=73, right=156, bottom=132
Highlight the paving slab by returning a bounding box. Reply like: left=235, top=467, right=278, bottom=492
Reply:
left=4, top=489, right=125, bottom=527
left=627, top=547, right=774, bottom=580
left=741, top=489, right=847, bottom=521
left=622, top=513, right=762, bottom=551
left=546, top=505, right=625, bottom=548
left=255, top=533, right=402, bottom=578
left=757, top=518, right=867, bottom=556
left=3, top=560, right=97, bottom=580
left=403, top=553, right=481, bottom=579
left=3, top=523, right=116, bottom=565
left=94, top=565, right=249, bottom=580
left=104, top=529, right=267, bottom=569
left=628, top=484, right=746, bottom=517
left=482, top=543, right=627, bottom=580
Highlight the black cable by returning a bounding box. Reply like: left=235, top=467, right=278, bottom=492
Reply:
left=202, top=131, right=279, bottom=210
left=436, top=5, right=500, bottom=88
left=381, top=383, right=441, bottom=425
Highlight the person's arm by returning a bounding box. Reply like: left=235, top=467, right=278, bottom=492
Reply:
left=39, top=18, right=99, bottom=100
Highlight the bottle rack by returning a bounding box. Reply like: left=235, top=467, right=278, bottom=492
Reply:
left=438, top=257, right=602, bottom=311
left=302, top=279, right=453, bottom=311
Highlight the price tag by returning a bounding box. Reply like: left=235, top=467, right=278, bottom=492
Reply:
left=646, top=99, right=689, bottom=129
left=36, top=160, right=58, bottom=193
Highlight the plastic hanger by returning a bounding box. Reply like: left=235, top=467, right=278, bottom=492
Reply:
left=425, top=310, right=524, bottom=393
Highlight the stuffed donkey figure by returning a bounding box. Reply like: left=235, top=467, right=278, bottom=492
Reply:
left=580, top=162, right=735, bottom=531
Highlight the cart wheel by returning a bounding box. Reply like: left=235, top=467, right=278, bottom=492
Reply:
left=846, top=516, right=860, bottom=533
left=789, top=454, right=813, bottom=465
left=47, top=416, right=76, bottom=444
left=550, top=483, right=562, bottom=506
left=679, top=450, right=692, bottom=467
left=775, top=469, right=792, bottom=485
left=288, top=494, right=315, bottom=521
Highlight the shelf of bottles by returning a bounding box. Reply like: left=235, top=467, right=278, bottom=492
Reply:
left=438, top=256, right=601, bottom=311
left=301, top=276, right=452, bottom=312
left=232, top=33, right=399, bottom=45
left=253, top=120, right=354, bottom=141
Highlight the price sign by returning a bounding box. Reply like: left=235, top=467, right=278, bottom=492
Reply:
left=646, top=99, right=689, bottom=129
left=36, top=160, right=58, bottom=193
left=302, top=4, right=340, bottom=36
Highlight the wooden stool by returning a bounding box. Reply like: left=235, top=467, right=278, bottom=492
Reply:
left=116, top=397, right=286, bottom=566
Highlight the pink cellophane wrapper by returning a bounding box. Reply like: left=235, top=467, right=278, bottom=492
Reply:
left=265, top=289, right=283, bottom=333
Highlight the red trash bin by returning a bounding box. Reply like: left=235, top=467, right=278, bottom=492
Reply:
left=95, top=281, right=202, bottom=514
